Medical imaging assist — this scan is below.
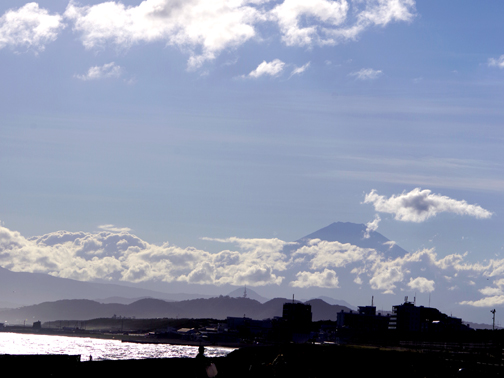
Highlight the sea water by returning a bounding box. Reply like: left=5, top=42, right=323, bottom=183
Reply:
left=0, top=332, right=233, bottom=361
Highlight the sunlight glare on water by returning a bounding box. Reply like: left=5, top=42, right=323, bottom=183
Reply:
left=0, top=333, right=233, bottom=361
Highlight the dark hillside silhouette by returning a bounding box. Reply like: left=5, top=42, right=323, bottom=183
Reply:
left=0, top=297, right=350, bottom=323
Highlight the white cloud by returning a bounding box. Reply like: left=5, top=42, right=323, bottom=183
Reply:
left=368, top=264, right=404, bottom=294
left=349, top=68, right=382, bottom=80
left=61, top=0, right=415, bottom=68
left=364, top=188, right=492, bottom=222
left=269, top=0, right=348, bottom=46
left=289, top=61, right=310, bottom=77
left=98, top=224, right=132, bottom=233
left=0, top=0, right=416, bottom=69
left=64, top=0, right=264, bottom=69
left=291, top=239, right=501, bottom=295
left=383, top=240, right=396, bottom=249
left=488, top=55, right=504, bottom=68
left=270, top=0, right=415, bottom=46
left=203, top=236, right=294, bottom=275
left=461, top=279, right=504, bottom=307
left=290, top=269, right=339, bottom=288
left=357, top=0, right=416, bottom=26
left=292, top=239, right=377, bottom=270
left=460, top=296, right=504, bottom=307
left=330, top=0, right=415, bottom=41
left=227, top=265, right=283, bottom=286
left=407, top=276, right=435, bottom=293
left=0, top=224, right=292, bottom=286
left=75, top=62, right=123, bottom=80
left=247, top=59, right=285, bottom=78
left=0, top=2, right=65, bottom=52
left=364, top=214, right=381, bottom=238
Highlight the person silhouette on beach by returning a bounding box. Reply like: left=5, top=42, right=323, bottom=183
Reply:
left=195, top=346, right=217, bottom=377
left=195, top=346, right=208, bottom=377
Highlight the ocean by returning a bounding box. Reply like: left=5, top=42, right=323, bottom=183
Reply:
left=0, top=332, right=234, bottom=361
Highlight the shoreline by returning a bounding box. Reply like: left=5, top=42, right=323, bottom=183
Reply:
left=0, top=326, right=243, bottom=349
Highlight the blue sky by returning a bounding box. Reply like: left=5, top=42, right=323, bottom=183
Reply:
left=1, top=0, right=504, bottom=323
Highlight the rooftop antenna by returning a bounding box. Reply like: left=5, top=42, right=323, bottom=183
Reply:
left=491, top=309, right=496, bottom=330
left=414, top=293, right=416, bottom=306
left=292, top=294, right=295, bottom=304
left=371, top=296, right=374, bottom=307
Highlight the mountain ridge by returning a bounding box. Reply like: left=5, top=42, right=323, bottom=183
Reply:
left=0, top=296, right=350, bottom=324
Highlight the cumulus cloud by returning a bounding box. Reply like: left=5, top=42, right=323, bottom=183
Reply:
left=292, top=239, right=404, bottom=293
left=349, top=68, right=382, bottom=80
left=64, top=0, right=264, bottom=69
left=289, top=61, right=310, bottom=77
left=356, top=0, right=415, bottom=26
left=75, top=62, right=123, bottom=80
left=270, top=0, right=415, bottom=46
left=488, top=55, right=504, bottom=69
left=247, top=59, right=286, bottom=78
left=0, top=225, right=298, bottom=287
left=364, top=214, right=381, bottom=238
left=202, top=236, right=294, bottom=285
left=4, top=223, right=504, bottom=306
left=269, top=0, right=348, bottom=46
left=290, top=269, right=339, bottom=288
left=291, top=238, right=504, bottom=296
left=0, top=1, right=416, bottom=68
left=407, top=276, right=435, bottom=293
left=364, top=188, right=492, bottom=222
left=292, top=239, right=377, bottom=271
left=0, top=2, right=65, bottom=52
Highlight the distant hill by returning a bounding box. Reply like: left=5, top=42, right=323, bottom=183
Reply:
left=227, top=287, right=268, bottom=303
left=0, top=266, right=214, bottom=306
left=0, top=297, right=351, bottom=324
left=313, top=296, right=357, bottom=310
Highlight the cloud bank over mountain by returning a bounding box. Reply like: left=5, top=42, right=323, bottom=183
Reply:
left=0, top=221, right=502, bottom=310
left=0, top=0, right=416, bottom=68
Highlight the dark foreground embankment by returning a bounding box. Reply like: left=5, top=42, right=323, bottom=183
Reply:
left=3, top=343, right=504, bottom=378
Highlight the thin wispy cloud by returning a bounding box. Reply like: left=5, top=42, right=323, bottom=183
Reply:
left=488, top=55, right=504, bottom=68
left=247, top=59, right=286, bottom=78
left=364, top=214, right=381, bottom=238
left=98, top=224, right=132, bottom=233
left=349, top=68, right=382, bottom=80
left=75, top=62, right=123, bottom=81
left=289, top=61, right=310, bottom=77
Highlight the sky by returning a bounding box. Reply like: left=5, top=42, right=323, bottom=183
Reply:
left=1, top=0, right=504, bottom=323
